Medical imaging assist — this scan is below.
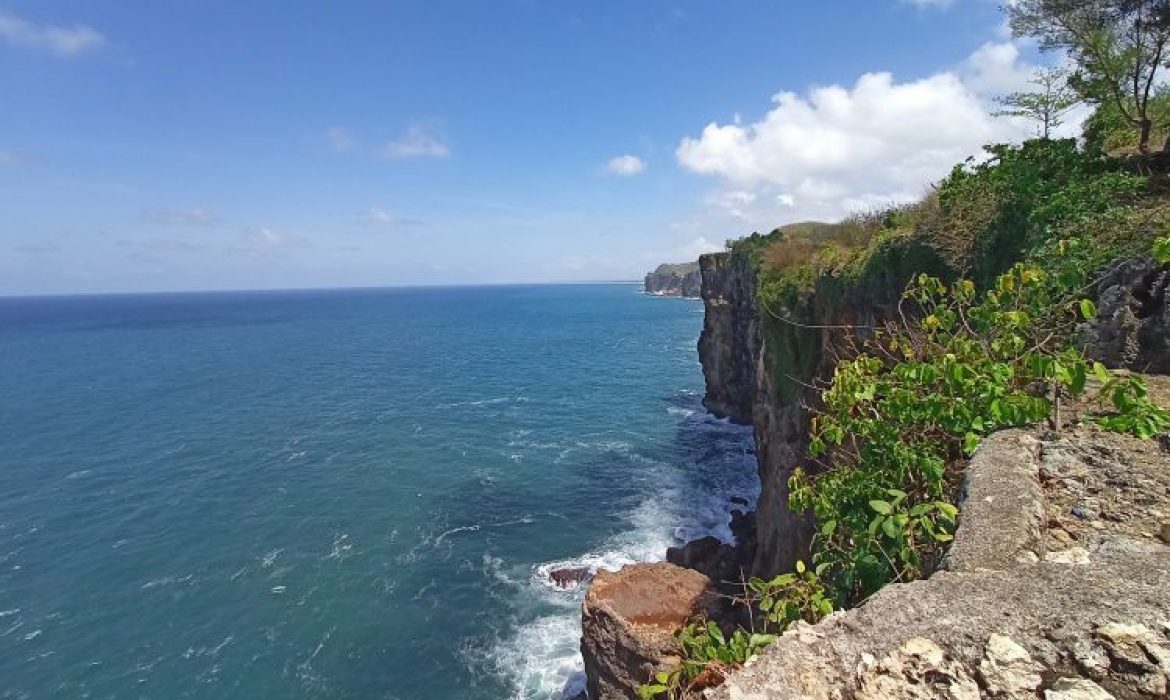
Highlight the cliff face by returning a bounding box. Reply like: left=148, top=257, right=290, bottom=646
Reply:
left=643, top=262, right=701, bottom=298
left=698, top=248, right=911, bottom=576
left=696, top=253, right=757, bottom=424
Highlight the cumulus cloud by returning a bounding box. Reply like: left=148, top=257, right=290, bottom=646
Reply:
left=680, top=236, right=724, bottom=259
left=675, top=40, right=1058, bottom=229
left=960, top=41, right=1035, bottom=97
left=383, top=125, right=450, bottom=160
left=606, top=154, right=646, bottom=176
left=144, top=207, right=216, bottom=226
left=0, top=10, right=105, bottom=57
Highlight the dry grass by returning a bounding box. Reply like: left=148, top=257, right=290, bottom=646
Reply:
left=761, top=237, right=821, bottom=272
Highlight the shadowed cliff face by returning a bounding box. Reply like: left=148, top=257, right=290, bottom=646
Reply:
left=696, top=250, right=900, bottom=577
left=697, top=253, right=757, bottom=424
left=698, top=251, right=815, bottom=576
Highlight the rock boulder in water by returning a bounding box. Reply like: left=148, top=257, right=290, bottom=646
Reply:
left=580, top=562, right=716, bottom=700
left=547, top=566, right=592, bottom=589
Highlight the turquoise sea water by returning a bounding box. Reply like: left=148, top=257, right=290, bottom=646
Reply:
left=0, top=284, right=757, bottom=699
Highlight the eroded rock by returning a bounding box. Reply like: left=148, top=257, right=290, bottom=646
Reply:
left=1044, top=677, right=1116, bottom=700
left=580, top=562, right=716, bottom=700
left=855, top=637, right=980, bottom=700
left=978, top=634, right=1043, bottom=698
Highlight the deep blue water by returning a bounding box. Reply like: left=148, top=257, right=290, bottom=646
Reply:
left=0, top=284, right=757, bottom=699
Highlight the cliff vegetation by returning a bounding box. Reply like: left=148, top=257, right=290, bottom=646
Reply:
left=634, top=3, right=1170, bottom=694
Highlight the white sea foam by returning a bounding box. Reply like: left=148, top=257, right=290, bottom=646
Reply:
left=483, top=409, right=758, bottom=698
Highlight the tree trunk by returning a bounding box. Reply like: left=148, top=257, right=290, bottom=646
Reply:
left=1138, top=117, right=1153, bottom=154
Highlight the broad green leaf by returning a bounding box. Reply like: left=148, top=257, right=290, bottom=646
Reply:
left=881, top=517, right=900, bottom=539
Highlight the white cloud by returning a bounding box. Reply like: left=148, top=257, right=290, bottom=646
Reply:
left=367, top=207, right=394, bottom=224
left=383, top=125, right=450, bottom=160
left=0, top=11, right=105, bottom=57
left=144, top=207, right=216, bottom=226
left=674, top=40, right=1065, bottom=229
left=606, top=154, right=646, bottom=176
left=680, top=236, right=724, bottom=259
left=254, top=227, right=285, bottom=245
left=961, top=41, right=1034, bottom=97
left=325, top=126, right=357, bottom=153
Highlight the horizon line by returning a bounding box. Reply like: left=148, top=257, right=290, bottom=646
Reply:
left=0, top=278, right=647, bottom=301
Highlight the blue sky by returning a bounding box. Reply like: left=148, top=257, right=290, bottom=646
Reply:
left=0, top=0, right=1052, bottom=294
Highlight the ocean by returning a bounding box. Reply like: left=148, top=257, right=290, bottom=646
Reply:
left=0, top=284, right=757, bottom=699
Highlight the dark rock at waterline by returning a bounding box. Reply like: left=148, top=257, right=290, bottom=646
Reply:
left=666, top=536, right=738, bottom=583
left=730, top=509, right=756, bottom=544
left=548, top=567, right=592, bottom=588
left=730, top=496, right=749, bottom=506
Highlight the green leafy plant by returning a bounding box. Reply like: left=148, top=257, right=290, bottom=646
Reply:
left=751, top=559, right=833, bottom=631
left=1093, top=372, right=1170, bottom=438
left=637, top=622, right=776, bottom=699
left=1154, top=235, right=1170, bottom=264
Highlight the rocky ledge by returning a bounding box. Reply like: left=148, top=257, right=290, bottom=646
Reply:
left=712, top=425, right=1170, bottom=700
left=579, top=422, right=1170, bottom=699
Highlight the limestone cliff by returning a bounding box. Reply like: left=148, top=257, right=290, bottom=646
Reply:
left=696, top=253, right=757, bottom=425
left=581, top=247, right=1170, bottom=698
left=697, top=240, right=932, bottom=577
left=644, top=262, right=702, bottom=298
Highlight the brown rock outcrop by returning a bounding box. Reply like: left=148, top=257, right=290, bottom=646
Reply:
left=580, top=563, right=716, bottom=700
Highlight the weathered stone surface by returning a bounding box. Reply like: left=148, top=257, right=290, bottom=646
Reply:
left=1045, top=677, right=1117, bottom=700
left=978, top=634, right=1043, bottom=698
left=709, top=427, right=1170, bottom=700
left=944, top=430, right=1045, bottom=572
left=1093, top=622, right=1170, bottom=697
left=1038, top=424, right=1170, bottom=557
left=580, top=562, right=715, bottom=700
left=855, top=637, right=980, bottom=700
left=1082, top=257, right=1170, bottom=374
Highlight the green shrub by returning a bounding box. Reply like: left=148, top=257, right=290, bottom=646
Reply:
left=936, top=139, right=1144, bottom=287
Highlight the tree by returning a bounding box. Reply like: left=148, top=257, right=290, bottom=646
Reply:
left=1008, top=0, right=1170, bottom=153
left=994, top=67, right=1082, bottom=138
